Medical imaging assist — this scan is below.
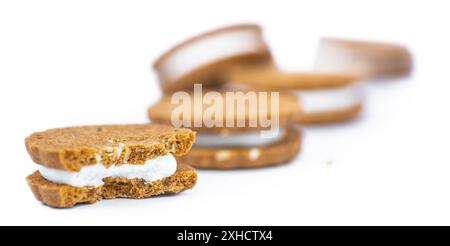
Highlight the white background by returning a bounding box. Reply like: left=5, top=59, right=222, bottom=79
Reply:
left=1, top=0, right=449, bottom=225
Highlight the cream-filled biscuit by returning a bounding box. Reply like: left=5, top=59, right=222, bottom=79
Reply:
left=153, top=24, right=272, bottom=92
left=148, top=89, right=302, bottom=169
left=177, top=126, right=301, bottom=169
left=226, top=65, right=363, bottom=124
left=25, top=124, right=197, bottom=208
left=314, top=37, right=413, bottom=79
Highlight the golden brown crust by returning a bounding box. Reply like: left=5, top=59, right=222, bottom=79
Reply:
left=226, top=64, right=361, bottom=90
left=148, top=89, right=301, bottom=134
left=295, top=104, right=362, bottom=124
left=159, top=52, right=272, bottom=93
left=26, top=164, right=197, bottom=208
left=25, top=124, right=195, bottom=171
left=177, top=126, right=301, bottom=169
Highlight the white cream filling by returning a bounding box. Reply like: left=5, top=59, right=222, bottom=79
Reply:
left=38, top=154, right=177, bottom=187
left=295, top=83, right=363, bottom=113
left=159, top=28, right=265, bottom=82
left=194, top=128, right=286, bottom=148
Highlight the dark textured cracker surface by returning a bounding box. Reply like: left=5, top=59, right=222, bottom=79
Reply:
left=26, top=164, right=197, bottom=208
left=25, top=124, right=195, bottom=171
